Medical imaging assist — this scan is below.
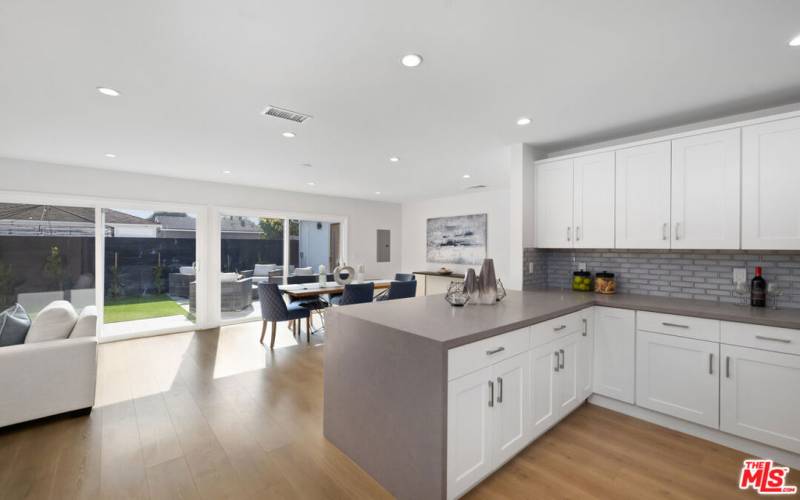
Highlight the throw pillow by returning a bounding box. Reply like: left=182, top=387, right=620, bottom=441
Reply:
left=0, top=304, right=31, bottom=347
left=70, top=305, right=98, bottom=338
left=25, top=300, right=78, bottom=343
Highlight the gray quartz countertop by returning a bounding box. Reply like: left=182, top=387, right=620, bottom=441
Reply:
left=334, top=289, right=800, bottom=349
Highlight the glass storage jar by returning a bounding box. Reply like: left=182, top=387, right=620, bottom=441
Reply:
left=571, top=271, right=593, bottom=292
left=594, top=271, right=617, bottom=294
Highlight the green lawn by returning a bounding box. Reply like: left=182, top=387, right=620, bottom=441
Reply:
left=104, top=294, right=190, bottom=324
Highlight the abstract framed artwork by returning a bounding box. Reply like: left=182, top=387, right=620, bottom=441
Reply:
left=426, top=213, right=487, bottom=265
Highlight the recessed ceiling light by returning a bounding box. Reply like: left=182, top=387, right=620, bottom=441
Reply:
left=375, top=191, right=382, bottom=195
left=96, top=87, right=120, bottom=97
left=463, top=174, right=471, bottom=179
left=516, top=117, right=531, bottom=126
left=790, top=33, right=800, bottom=46
left=389, top=156, right=400, bottom=163
left=401, top=54, right=423, bottom=67
left=104, top=153, right=117, bottom=158
left=223, top=170, right=231, bottom=174
left=307, top=181, right=316, bottom=186
left=282, top=131, right=296, bottom=138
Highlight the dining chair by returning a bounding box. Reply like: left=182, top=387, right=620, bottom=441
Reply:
left=257, top=283, right=311, bottom=348
left=394, top=273, right=416, bottom=282
left=376, top=280, right=417, bottom=301
left=331, top=282, right=375, bottom=306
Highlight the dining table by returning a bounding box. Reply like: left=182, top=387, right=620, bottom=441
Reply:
left=278, top=279, right=393, bottom=300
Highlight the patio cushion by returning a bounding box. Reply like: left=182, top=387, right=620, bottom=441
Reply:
left=253, top=264, right=277, bottom=276
left=179, top=266, right=196, bottom=275
left=25, top=300, right=78, bottom=343
left=220, top=272, right=238, bottom=283
left=294, top=267, right=314, bottom=276
left=0, top=304, right=31, bottom=347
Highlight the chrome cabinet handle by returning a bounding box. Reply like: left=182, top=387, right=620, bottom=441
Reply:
left=488, top=380, right=494, bottom=407
left=755, top=335, right=791, bottom=344
left=576, top=226, right=581, bottom=241
left=559, top=349, right=565, bottom=369
left=566, top=226, right=571, bottom=242
left=497, top=377, right=503, bottom=403
left=675, top=222, right=681, bottom=240
left=582, top=318, right=588, bottom=337
left=662, top=222, right=668, bottom=240
left=553, top=325, right=567, bottom=332
left=662, top=322, right=689, bottom=329
left=709, top=353, right=713, bottom=375
left=486, top=346, right=505, bottom=355
left=554, top=351, right=560, bottom=372
left=726, top=356, right=731, bottom=378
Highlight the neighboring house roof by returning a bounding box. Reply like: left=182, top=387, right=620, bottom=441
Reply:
left=0, top=204, right=153, bottom=224
left=155, top=214, right=263, bottom=234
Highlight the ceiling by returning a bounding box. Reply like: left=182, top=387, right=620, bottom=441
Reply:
left=1, top=0, right=799, bottom=203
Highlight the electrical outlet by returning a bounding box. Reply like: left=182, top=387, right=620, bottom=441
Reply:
left=578, top=262, right=587, bottom=271
left=733, top=268, right=746, bottom=283
left=528, top=262, right=534, bottom=274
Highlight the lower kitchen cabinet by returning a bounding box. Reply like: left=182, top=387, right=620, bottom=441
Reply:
left=593, top=307, right=636, bottom=403
left=447, top=352, right=529, bottom=499
left=635, top=331, right=719, bottom=428
left=720, top=344, right=800, bottom=454
left=578, top=312, right=595, bottom=400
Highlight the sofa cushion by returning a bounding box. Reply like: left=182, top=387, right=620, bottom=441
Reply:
left=0, top=304, right=31, bottom=347
left=179, top=266, right=196, bottom=275
left=220, top=272, right=239, bottom=283
left=253, top=264, right=277, bottom=277
left=294, top=267, right=314, bottom=276
left=25, top=300, right=78, bottom=343
left=70, top=305, right=98, bottom=338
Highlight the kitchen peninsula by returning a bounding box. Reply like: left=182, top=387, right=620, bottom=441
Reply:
left=323, top=290, right=800, bottom=500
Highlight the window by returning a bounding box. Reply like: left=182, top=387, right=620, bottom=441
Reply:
left=0, top=203, right=95, bottom=317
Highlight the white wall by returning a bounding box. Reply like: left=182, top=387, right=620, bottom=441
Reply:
left=298, top=220, right=331, bottom=271
left=401, top=189, right=511, bottom=284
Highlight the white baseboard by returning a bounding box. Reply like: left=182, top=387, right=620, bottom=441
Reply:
left=588, top=394, right=800, bottom=470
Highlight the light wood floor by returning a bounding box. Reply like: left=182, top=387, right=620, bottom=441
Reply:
left=0, top=322, right=796, bottom=500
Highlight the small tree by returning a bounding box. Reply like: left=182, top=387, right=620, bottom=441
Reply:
left=109, top=252, right=123, bottom=298
left=152, top=252, right=164, bottom=295
left=0, top=261, right=16, bottom=308
left=43, top=245, right=64, bottom=291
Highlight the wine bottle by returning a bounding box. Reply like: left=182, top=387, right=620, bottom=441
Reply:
left=750, top=266, right=766, bottom=308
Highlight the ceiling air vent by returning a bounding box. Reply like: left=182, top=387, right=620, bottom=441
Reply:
left=467, top=184, right=487, bottom=190
left=261, top=105, right=313, bottom=123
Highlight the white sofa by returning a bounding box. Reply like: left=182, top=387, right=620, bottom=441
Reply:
left=0, top=302, right=98, bottom=427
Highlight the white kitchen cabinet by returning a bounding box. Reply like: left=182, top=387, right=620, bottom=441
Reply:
left=578, top=311, right=594, bottom=400
left=529, top=342, right=558, bottom=440
left=554, top=332, right=581, bottom=417
left=593, top=307, right=636, bottom=403
left=534, top=159, right=573, bottom=248
left=635, top=331, right=719, bottom=428
left=671, top=129, right=741, bottom=249
left=615, top=141, right=671, bottom=249
left=573, top=152, right=615, bottom=248
left=490, top=352, right=530, bottom=466
left=742, top=116, right=800, bottom=249
left=720, top=344, right=800, bottom=454
left=447, top=366, right=493, bottom=499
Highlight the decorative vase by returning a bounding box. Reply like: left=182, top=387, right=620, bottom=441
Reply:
left=477, top=258, right=498, bottom=304
left=496, top=279, right=507, bottom=302
left=463, top=268, right=480, bottom=304
left=444, top=281, right=470, bottom=307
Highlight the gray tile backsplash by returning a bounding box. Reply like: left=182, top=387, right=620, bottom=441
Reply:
left=523, top=249, right=800, bottom=309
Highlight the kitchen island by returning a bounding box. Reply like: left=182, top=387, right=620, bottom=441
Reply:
left=323, top=289, right=800, bottom=499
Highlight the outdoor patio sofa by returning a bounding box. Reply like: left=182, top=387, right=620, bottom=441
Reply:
left=189, top=275, right=253, bottom=312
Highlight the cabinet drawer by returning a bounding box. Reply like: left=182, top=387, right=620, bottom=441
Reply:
left=721, top=322, right=800, bottom=355
left=637, top=311, right=719, bottom=342
left=448, top=328, right=530, bottom=381
left=530, top=312, right=585, bottom=349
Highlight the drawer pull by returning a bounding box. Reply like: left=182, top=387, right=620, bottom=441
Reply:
left=755, top=335, right=791, bottom=344
left=726, top=356, right=731, bottom=378
left=485, top=346, right=505, bottom=355
left=553, top=325, right=567, bottom=332
left=559, top=349, right=565, bottom=369
left=661, top=322, right=689, bottom=329
left=488, top=380, right=494, bottom=407
left=708, top=353, right=713, bottom=375
left=582, top=318, right=588, bottom=337
left=554, top=351, right=560, bottom=372
left=497, top=377, right=503, bottom=403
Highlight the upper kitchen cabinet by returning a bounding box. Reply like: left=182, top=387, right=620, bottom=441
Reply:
left=671, top=129, right=741, bottom=249
left=742, top=116, right=800, bottom=250
left=573, top=152, right=615, bottom=248
left=615, top=142, right=671, bottom=249
left=534, top=159, right=573, bottom=248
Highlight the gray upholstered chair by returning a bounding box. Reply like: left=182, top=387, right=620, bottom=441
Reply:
left=376, top=280, right=417, bottom=301
left=257, top=283, right=311, bottom=348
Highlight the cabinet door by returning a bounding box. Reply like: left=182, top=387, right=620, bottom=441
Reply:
left=721, top=345, right=800, bottom=454
left=490, top=352, right=529, bottom=466
left=671, top=129, right=741, bottom=249
left=578, top=312, right=594, bottom=400
left=447, top=366, right=493, bottom=498
left=530, top=344, right=558, bottom=440
left=554, top=332, right=581, bottom=418
left=573, top=152, right=615, bottom=248
left=593, top=307, right=636, bottom=403
left=742, top=116, right=800, bottom=249
left=535, top=159, right=574, bottom=248
left=635, top=331, right=719, bottom=428
left=615, top=142, right=671, bottom=249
